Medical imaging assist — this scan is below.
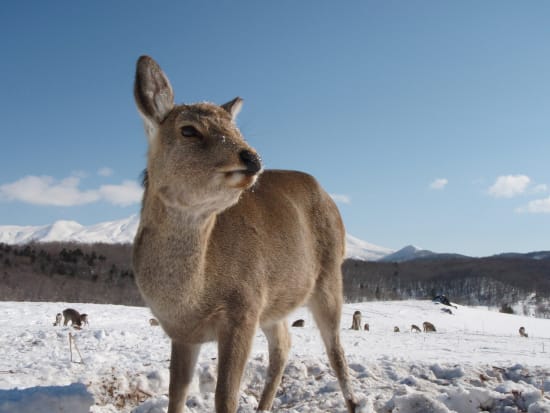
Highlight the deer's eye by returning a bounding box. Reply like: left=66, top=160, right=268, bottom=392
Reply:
left=180, top=125, right=202, bottom=139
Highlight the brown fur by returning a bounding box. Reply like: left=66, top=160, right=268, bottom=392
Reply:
left=364, top=323, right=369, bottom=331
left=411, top=324, right=421, bottom=333
left=394, top=326, right=400, bottom=332
left=423, top=321, right=436, bottom=332
left=351, top=311, right=362, bottom=330
left=132, top=56, right=357, bottom=413
left=62, top=308, right=83, bottom=327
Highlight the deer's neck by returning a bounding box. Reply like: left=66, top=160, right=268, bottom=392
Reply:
left=134, top=194, right=216, bottom=311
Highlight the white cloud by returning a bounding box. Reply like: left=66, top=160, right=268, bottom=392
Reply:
left=0, top=175, right=99, bottom=206
left=98, top=167, right=114, bottom=177
left=488, top=175, right=531, bottom=198
left=330, top=194, right=351, bottom=204
left=429, top=178, right=448, bottom=190
left=0, top=174, right=142, bottom=207
left=516, top=196, right=550, bottom=214
left=531, top=183, right=548, bottom=194
left=98, top=180, right=143, bottom=206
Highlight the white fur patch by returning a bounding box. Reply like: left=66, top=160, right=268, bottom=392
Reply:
left=154, top=90, right=173, bottom=121
left=141, top=117, right=158, bottom=142
left=226, top=171, right=245, bottom=187
left=229, top=99, right=243, bottom=120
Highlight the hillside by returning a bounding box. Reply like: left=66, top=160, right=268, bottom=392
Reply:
left=343, top=257, right=550, bottom=316
left=2, top=242, right=550, bottom=318
left=0, top=242, right=142, bottom=306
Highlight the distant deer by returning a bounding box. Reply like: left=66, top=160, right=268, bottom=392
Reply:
left=132, top=56, right=357, bottom=413
left=364, top=323, right=369, bottom=331
left=291, top=319, right=305, bottom=327
left=149, top=318, right=160, bottom=326
left=62, top=308, right=84, bottom=327
left=423, top=321, right=436, bottom=332
left=351, top=311, right=362, bottom=331
left=80, top=314, right=89, bottom=326
left=411, top=324, right=421, bottom=333
left=519, top=326, right=528, bottom=337
left=53, top=313, right=62, bottom=326
left=393, top=326, right=400, bottom=332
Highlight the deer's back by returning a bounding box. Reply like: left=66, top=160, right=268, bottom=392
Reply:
left=63, top=308, right=80, bottom=318
left=212, top=169, right=344, bottom=267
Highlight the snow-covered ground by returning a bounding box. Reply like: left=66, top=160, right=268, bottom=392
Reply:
left=1, top=300, right=549, bottom=413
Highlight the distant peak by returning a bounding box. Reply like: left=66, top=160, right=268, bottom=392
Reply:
left=400, top=245, right=423, bottom=252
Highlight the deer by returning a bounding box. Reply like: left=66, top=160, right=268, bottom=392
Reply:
left=393, top=326, right=400, bottom=333
left=62, top=308, right=84, bottom=327
left=519, top=326, right=528, bottom=337
left=351, top=311, right=362, bottom=331
left=53, top=313, right=62, bottom=326
left=80, top=314, right=89, bottom=326
left=423, top=321, right=436, bottom=332
left=410, top=324, right=421, bottom=333
left=132, top=55, right=358, bottom=413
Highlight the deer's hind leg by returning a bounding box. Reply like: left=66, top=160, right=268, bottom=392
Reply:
left=257, top=320, right=291, bottom=411
left=309, top=267, right=357, bottom=413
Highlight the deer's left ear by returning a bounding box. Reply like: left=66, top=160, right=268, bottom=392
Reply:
left=221, top=97, right=243, bottom=121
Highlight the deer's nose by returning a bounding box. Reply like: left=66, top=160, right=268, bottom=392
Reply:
left=239, top=150, right=262, bottom=174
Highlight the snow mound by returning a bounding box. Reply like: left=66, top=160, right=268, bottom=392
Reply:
left=0, top=383, right=93, bottom=413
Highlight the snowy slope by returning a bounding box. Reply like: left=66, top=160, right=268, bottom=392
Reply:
left=0, top=215, right=140, bottom=245
left=379, top=245, right=436, bottom=262
left=345, top=234, right=394, bottom=261
left=1, top=300, right=549, bottom=413
left=0, top=216, right=392, bottom=261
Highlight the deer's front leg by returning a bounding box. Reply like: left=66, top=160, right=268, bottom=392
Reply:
left=168, top=340, right=201, bottom=413
left=215, top=317, right=257, bottom=413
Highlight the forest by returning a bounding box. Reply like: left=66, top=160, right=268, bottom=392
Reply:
left=1, top=242, right=549, bottom=316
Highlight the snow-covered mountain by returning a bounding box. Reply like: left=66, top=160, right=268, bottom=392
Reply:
left=0, top=215, right=140, bottom=245
left=379, top=244, right=471, bottom=262
left=345, top=233, right=394, bottom=261
left=379, top=244, right=437, bottom=262
left=0, top=216, right=393, bottom=261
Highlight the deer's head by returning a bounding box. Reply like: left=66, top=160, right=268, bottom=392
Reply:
left=134, top=56, right=262, bottom=215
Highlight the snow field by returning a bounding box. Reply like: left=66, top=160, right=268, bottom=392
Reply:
left=0, top=300, right=549, bottom=412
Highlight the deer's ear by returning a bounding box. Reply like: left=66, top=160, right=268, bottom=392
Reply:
left=221, top=97, right=243, bottom=121
left=134, top=56, right=175, bottom=139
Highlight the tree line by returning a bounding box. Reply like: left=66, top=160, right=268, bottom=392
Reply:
left=1, top=242, right=549, bottom=316
left=343, top=257, right=550, bottom=317
left=0, top=242, right=143, bottom=305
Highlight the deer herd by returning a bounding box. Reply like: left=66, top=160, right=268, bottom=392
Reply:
left=348, top=311, right=438, bottom=333
left=52, top=308, right=89, bottom=329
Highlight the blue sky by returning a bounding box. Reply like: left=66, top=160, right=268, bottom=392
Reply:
left=1, top=1, right=549, bottom=256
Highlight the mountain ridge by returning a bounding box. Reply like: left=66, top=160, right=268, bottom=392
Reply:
left=0, top=216, right=392, bottom=261
left=1, top=216, right=547, bottom=262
